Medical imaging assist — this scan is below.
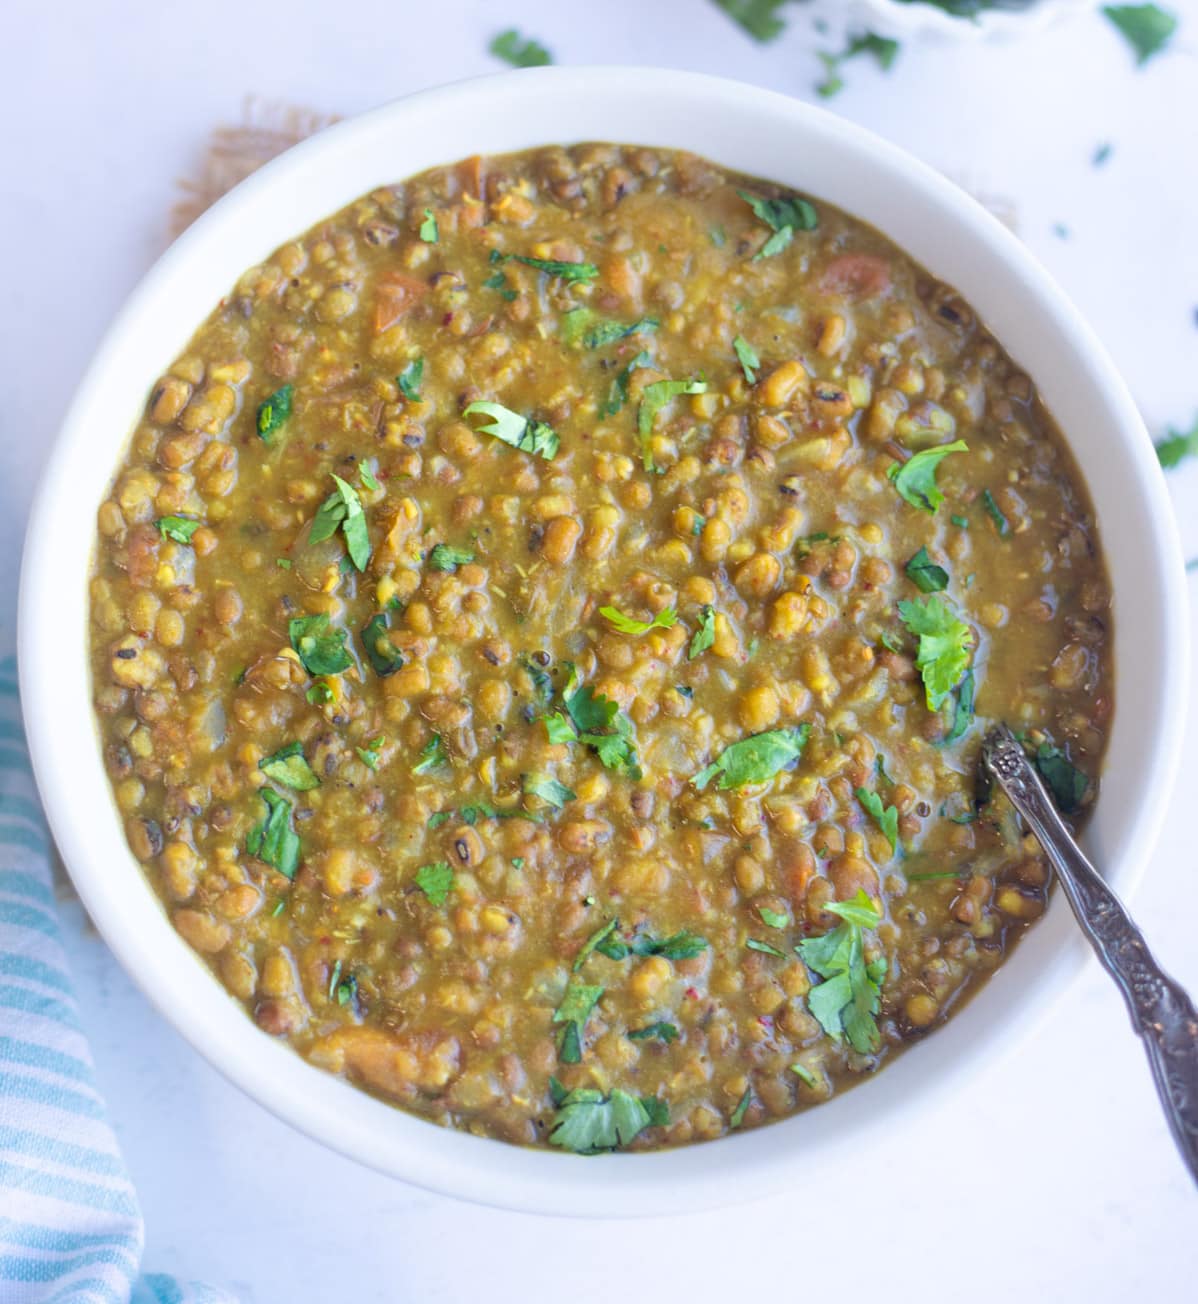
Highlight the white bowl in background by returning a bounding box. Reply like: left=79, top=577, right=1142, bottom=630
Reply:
left=19, top=67, right=1187, bottom=1217
left=850, top=0, right=1094, bottom=40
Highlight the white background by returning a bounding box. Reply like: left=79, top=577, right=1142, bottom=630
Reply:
left=4, top=1, right=1197, bottom=1300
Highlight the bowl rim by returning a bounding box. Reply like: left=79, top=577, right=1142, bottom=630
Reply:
left=19, top=66, right=1189, bottom=1218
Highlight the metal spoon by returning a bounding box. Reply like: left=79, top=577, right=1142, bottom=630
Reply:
left=981, top=724, right=1198, bottom=1184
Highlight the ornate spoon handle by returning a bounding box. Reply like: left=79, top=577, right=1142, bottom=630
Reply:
left=982, top=725, right=1198, bottom=1185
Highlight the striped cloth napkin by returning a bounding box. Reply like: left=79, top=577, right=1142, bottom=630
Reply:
left=0, top=655, right=234, bottom=1303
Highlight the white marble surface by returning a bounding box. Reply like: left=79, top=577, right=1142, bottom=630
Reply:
left=4, top=0, right=1197, bottom=1298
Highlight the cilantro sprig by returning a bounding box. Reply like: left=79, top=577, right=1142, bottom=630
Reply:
left=464, top=400, right=560, bottom=460
left=260, top=742, right=320, bottom=792
left=553, top=983, right=604, bottom=1064
left=798, top=891, right=887, bottom=1055
left=289, top=614, right=352, bottom=677
left=737, top=188, right=818, bottom=260
left=898, top=596, right=972, bottom=711
left=246, top=789, right=300, bottom=879
left=544, top=665, right=641, bottom=779
left=692, top=725, right=810, bottom=791
left=489, top=28, right=553, bottom=67
left=309, top=474, right=371, bottom=571
left=548, top=1086, right=665, bottom=1153
left=888, top=441, right=969, bottom=513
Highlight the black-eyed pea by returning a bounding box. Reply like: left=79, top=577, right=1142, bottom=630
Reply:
left=864, top=387, right=906, bottom=441
left=905, top=993, right=939, bottom=1028
left=734, top=553, right=780, bottom=597
left=752, top=412, right=793, bottom=450
left=111, top=639, right=164, bottom=689
left=178, top=383, right=235, bottom=434
left=98, top=500, right=125, bottom=538
left=779, top=963, right=811, bottom=999
left=595, top=1030, right=637, bottom=1071
left=161, top=840, right=197, bottom=899
left=733, top=854, right=764, bottom=894
left=817, top=314, right=847, bottom=357
left=217, top=884, right=260, bottom=921
left=1049, top=641, right=1089, bottom=691
left=451, top=826, right=485, bottom=868
left=751, top=984, right=785, bottom=1015
left=700, top=516, right=731, bottom=563
left=476, top=678, right=511, bottom=722
left=220, top=951, right=257, bottom=1001
left=173, top=908, right=231, bottom=954
left=541, top=516, right=582, bottom=565
left=628, top=955, right=671, bottom=1003
left=557, top=820, right=612, bottom=854
left=683, top=576, right=716, bottom=606
left=711, top=611, right=740, bottom=660
left=759, top=359, right=807, bottom=407
left=768, top=590, right=811, bottom=639
left=738, top=685, right=780, bottom=732
left=149, top=375, right=193, bottom=424
left=213, top=588, right=243, bottom=627
left=995, top=886, right=1043, bottom=920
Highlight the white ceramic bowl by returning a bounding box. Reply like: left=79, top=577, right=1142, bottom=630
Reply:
left=850, top=0, right=1093, bottom=40
left=19, top=67, right=1187, bottom=1217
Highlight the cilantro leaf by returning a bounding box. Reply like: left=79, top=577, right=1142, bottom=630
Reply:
left=414, top=861, right=454, bottom=906
left=546, top=666, right=642, bottom=779
left=358, top=465, right=380, bottom=492
left=638, top=378, right=707, bottom=471
left=1032, top=741, right=1090, bottom=813
left=359, top=612, right=404, bottom=678
left=489, top=248, right=597, bottom=283
left=603, top=350, right=653, bottom=417
left=482, top=269, right=517, bottom=301
left=688, top=605, right=716, bottom=660
left=356, top=736, right=385, bottom=770
left=713, top=0, right=790, bottom=41
left=981, top=489, right=1010, bottom=536
left=548, top=1087, right=655, bottom=1153
left=1102, top=4, right=1177, bottom=64
left=1155, top=413, right=1198, bottom=468
left=489, top=27, right=553, bottom=67
left=628, top=1021, right=679, bottom=1043
left=397, top=357, right=424, bottom=402
left=573, top=917, right=620, bottom=972
left=790, top=1062, right=818, bottom=1088
left=758, top=906, right=789, bottom=929
left=464, top=400, right=560, bottom=460
left=887, top=440, right=969, bottom=513
left=746, top=937, right=787, bottom=958
left=419, top=208, right=438, bottom=243
left=897, top=596, right=972, bottom=711
left=246, top=788, right=300, bottom=879
left=856, top=786, right=899, bottom=854
left=309, top=474, right=371, bottom=570
left=730, top=1088, right=753, bottom=1128
left=155, top=515, right=200, bottom=544
left=256, top=384, right=293, bottom=442
left=817, top=31, right=900, bottom=97
left=941, top=669, right=976, bottom=745
left=733, top=335, right=760, bottom=384
left=522, top=773, right=576, bottom=809
left=737, top=188, right=818, bottom=261
left=428, top=543, right=475, bottom=572
left=798, top=890, right=886, bottom=1055
left=599, top=605, right=677, bottom=636
left=583, top=317, right=659, bottom=349
left=259, top=741, right=320, bottom=792
left=634, top=930, right=708, bottom=961
left=412, top=734, right=449, bottom=776
left=289, top=614, right=352, bottom=677
left=692, top=725, right=810, bottom=791
left=553, top=983, right=604, bottom=1064
left=904, top=546, right=949, bottom=593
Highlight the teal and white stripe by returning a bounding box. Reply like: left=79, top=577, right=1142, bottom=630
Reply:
left=0, top=658, right=234, bottom=1303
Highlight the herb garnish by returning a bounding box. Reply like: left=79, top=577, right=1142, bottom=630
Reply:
left=904, top=546, right=949, bottom=593
left=581, top=317, right=659, bottom=349
left=246, top=789, right=301, bottom=879
left=489, top=248, right=597, bottom=283
left=256, top=384, right=294, bottom=442
left=758, top=906, right=789, bottom=929
left=428, top=543, right=475, bottom=572
left=713, top=0, right=790, bottom=40
left=1031, top=740, right=1090, bottom=812
left=603, top=350, right=653, bottom=417
left=309, top=474, right=371, bottom=571
left=548, top=1087, right=662, bottom=1153
left=1155, top=414, right=1198, bottom=468
left=746, top=938, right=787, bottom=958
left=412, top=734, right=449, bottom=776
left=489, top=27, right=553, bottom=67
left=356, top=736, right=385, bottom=771
left=733, top=335, right=760, bottom=384
left=599, top=605, right=677, bottom=636
left=897, top=596, right=972, bottom=711
left=482, top=269, right=518, bottom=302
left=856, top=786, right=899, bottom=855
left=941, top=669, right=976, bottom=745
left=688, top=605, right=716, bottom=660
left=464, top=400, right=560, bottom=460
left=398, top=357, right=424, bottom=402
left=573, top=917, right=620, bottom=971
left=544, top=664, right=641, bottom=778
left=359, top=612, right=404, bottom=677
left=628, top=1021, right=679, bottom=1043
left=638, top=378, right=708, bottom=471
left=414, top=861, right=454, bottom=906
left=981, top=489, right=1010, bottom=536
left=289, top=614, right=352, bottom=677
left=798, top=891, right=886, bottom=1055
left=730, top=1088, right=753, bottom=1128
left=790, top=1062, right=817, bottom=1088
left=553, top=983, right=604, bottom=1064
left=693, top=725, right=810, bottom=791
left=1102, top=4, right=1177, bottom=64
left=522, top=773, right=576, bottom=809
left=155, top=516, right=200, bottom=544
left=596, top=928, right=709, bottom=962
left=419, top=208, right=438, bottom=243
left=888, top=441, right=969, bottom=513
left=737, top=188, right=819, bottom=260
left=816, top=32, right=900, bottom=98
left=260, top=742, right=320, bottom=791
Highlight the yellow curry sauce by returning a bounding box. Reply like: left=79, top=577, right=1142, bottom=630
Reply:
left=88, top=144, right=1112, bottom=1151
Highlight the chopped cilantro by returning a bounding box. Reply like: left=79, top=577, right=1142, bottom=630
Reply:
left=548, top=1087, right=658, bottom=1153
left=245, top=788, right=300, bottom=879
left=553, top=983, right=604, bottom=1064
left=306, top=681, right=334, bottom=706
left=489, top=248, right=597, bottom=283
left=397, top=357, right=424, bottom=402
left=359, top=612, right=404, bottom=677
left=737, top=188, right=818, bottom=260
left=155, top=515, right=200, bottom=544
left=489, top=27, right=552, bottom=67
left=951, top=513, right=970, bottom=529
left=790, top=1062, right=818, bottom=1088
left=941, top=669, right=976, bottom=746
left=414, top=861, right=454, bottom=906
left=628, top=1021, right=679, bottom=1043
left=897, top=596, right=972, bottom=711
left=1102, top=4, right=1177, bottom=64
left=573, top=917, right=620, bottom=971
left=887, top=441, right=969, bottom=513
left=688, top=605, right=716, bottom=660
left=730, top=1088, right=753, bottom=1128
left=1093, top=142, right=1113, bottom=167
left=598, top=929, right=708, bottom=962
left=1031, top=741, right=1090, bottom=813
left=599, top=605, right=677, bottom=636
left=692, top=725, right=810, bottom=791
left=335, top=973, right=358, bottom=1006
left=522, top=773, right=576, bottom=809
left=709, top=225, right=727, bottom=247
left=543, top=664, right=641, bottom=779
left=309, top=474, right=371, bottom=571
left=428, top=543, right=475, bottom=572
left=603, top=349, right=653, bottom=417
left=356, top=736, right=385, bottom=771
left=638, top=377, right=707, bottom=471
left=260, top=741, right=320, bottom=791
left=712, top=0, right=790, bottom=40
left=482, top=269, right=518, bottom=301
left=256, top=384, right=293, bottom=442
left=289, top=614, right=352, bottom=677
left=1155, top=413, right=1198, bottom=468
left=419, top=208, right=438, bottom=243
left=798, top=890, right=886, bottom=1055
left=981, top=489, right=1010, bottom=536
left=746, top=938, right=787, bottom=958
left=464, top=400, right=559, bottom=460
left=856, top=786, right=899, bottom=855
left=904, top=546, right=949, bottom=593
left=582, top=317, right=659, bottom=349
left=358, top=464, right=380, bottom=492
left=816, top=32, right=901, bottom=98
left=758, top=906, right=789, bottom=929
left=412, top=734, right=449, bottom=775
left=733, top=335, right=760, bottom=384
